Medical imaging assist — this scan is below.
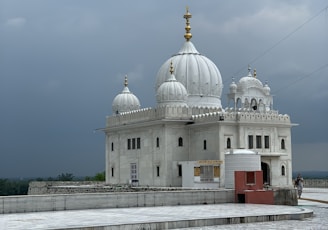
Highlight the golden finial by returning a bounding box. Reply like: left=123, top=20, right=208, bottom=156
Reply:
left=169, top=61, right=174, bottom=75
left=253, top=68, right=257, bottom=78
left=183, top=6, right=192, bottom=41
left=124, top=75, right=128, bottom=87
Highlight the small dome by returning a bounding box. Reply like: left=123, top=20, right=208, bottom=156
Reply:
left=229, top=78, right=237, bottom=93
left=237, top=68, right=263, bottom=92
left=157, top=62, right=188, bottom=107
left=263, top=82, right=271, bottom=95
left=112, top=76, right=140, bottom=114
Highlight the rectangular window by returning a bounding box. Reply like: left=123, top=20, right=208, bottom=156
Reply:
left=248, top=135, right=253, bottom=149
left=178, top=137, right=183, bottom=147
left=194, top=167, right=200, bottom=176
left=178, top=165, right=182, bottom=177
left=137, top=137, right=141, bottom=149
left=111, top=142, right=114, bottom=151
left=156, top=166, right=160, bottom=177
left=227, top=138, right=231, bottom=149
left=214, top=166, right=220, bottom=178
left=246, top=171, right=255, bottom=184
left=200, top=165, right=214, bottom=182
left=127, top=139, right=131, bottom=150
left=132, top=138, right=136, bottom=149
left=130, top=163, right=137, bottom=181
left=256, top=135, right=262, bottom=148
left=281, top=139, right=286, bottom=150
left=203, top=140, right=207, bottom=150
left=111, top=167, right=114, bottom=177
left=156, top=137, right=159, bottom=148
left=264, top=136, right=270, bottom=149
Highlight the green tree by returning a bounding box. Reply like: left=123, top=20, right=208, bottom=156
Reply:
left=0, top=179, right=29, bottom=196
left=93, top=171, right=105, bottom=181
left=85, top=171, right=105, bottom=181
left=57, top=173, right=74, bottom=181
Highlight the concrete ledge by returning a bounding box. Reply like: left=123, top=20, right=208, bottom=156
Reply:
left=65, top=209, right=314, bottom=230
left=0, top=204, right=312, bottom=230
left=0, top=189, right=234, bottom=214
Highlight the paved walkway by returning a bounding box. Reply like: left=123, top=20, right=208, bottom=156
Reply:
left=0, top=188, right=327, bottom=230
left=185, top=188, right=328, bottom=229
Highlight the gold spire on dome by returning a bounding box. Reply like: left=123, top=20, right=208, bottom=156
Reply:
left=253, top=68, right=257, bottom=78
left=124, top=75, right=128, bottom=87
left=183, top=6, right=192, bottom=41
left=169, top=61, right=174, bottom=75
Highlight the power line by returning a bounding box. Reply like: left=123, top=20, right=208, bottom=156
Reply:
left=273, top=62, right=328, bottom=94
left=225, top=4, right=328, bottom=82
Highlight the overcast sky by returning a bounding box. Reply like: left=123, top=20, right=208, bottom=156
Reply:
left=1, top=0, right=327, bottom=178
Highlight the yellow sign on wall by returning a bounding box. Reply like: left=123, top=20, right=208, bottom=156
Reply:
left=197, top=160, right=223, bottom=165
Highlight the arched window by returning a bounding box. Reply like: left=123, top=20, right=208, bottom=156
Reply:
left=236, top=98, right=242, bottom=109
left=178, top=137, right=183, bottom=147
left=258, top=99, right=264, bottom=112
left=227, top=138, right=231, bottom=149
left=281, top=165, right=286, bottom=176
left=281, top=139, right=286, bottom=150
left=251, top=98, right=257, bottom=111
left=156, top=137, right=159, bottom=148
left=111, top=142, right=114, bottom=151
left=203, top=140, right=207, bottom=150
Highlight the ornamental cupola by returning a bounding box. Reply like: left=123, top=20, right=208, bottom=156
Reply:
left=112, top=75, right=141, bottom=114
left=156, top=61, right=188, bottom=107
left=227, top=66, right=273, bottom=112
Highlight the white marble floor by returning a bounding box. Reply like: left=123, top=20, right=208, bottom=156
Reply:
left=0, top=188, right=327, bottom=230
left=184, top=188, right=328, bottom=230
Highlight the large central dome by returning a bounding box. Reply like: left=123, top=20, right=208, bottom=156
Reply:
left=155, top=8, right=223, bottom=108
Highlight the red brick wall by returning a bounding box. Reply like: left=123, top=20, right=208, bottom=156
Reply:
left=235, top=171, right=273, bottom=204
left=245, top=190, right=274, bottom=204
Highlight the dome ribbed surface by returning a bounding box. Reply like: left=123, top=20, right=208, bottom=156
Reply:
left=112, top=86, right=140, bottom=114
left=155, top=41, right=223, bottom=108
left=156, top=74, right=188, bottom=106
left=237, top=75, right=264, bottom=92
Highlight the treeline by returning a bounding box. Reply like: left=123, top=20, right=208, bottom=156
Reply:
left=0, top=171, right=105, bottom=196
left=0, top=179, right=29, bottom=196
left=292, top=171, right=328, bottom=179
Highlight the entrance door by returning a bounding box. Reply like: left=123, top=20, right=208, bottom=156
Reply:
left=261, top=162, right=270, bottom=185
left=130, top=163, right=138, bottom=186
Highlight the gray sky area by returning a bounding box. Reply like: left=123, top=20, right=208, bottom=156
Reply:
left=1, top=0, right=327, bottom=178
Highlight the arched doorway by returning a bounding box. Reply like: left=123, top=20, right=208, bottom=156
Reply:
left=261, top=162, right=270, bottom=185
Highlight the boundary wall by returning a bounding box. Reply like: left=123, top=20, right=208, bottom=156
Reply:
left=304, top=179, right=328, bottom=188
left=0, top=189, right=234, bottom=214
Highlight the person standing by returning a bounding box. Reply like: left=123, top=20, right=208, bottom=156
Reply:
left=295, top=173, right=304, bottom=198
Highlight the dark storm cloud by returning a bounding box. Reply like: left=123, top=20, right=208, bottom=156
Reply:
left=1, top=0, right=327, bottom=178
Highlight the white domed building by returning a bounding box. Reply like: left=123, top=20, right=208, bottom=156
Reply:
left=104, top=9, right=294, bottom=188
